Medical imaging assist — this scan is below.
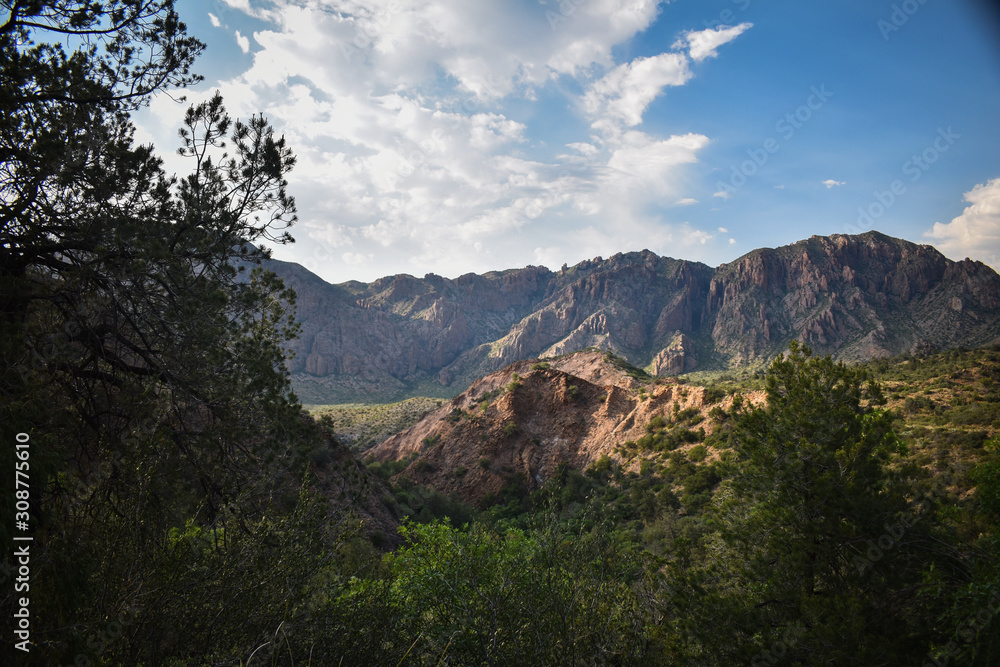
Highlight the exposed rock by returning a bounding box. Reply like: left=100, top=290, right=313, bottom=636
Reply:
left=366, top=350, right=714, bottom=504
left=651, top=333, right=698, bottom=375
left=267, top=232, right=1000, bottom=402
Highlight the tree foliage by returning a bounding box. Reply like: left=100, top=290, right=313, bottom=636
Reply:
left=0, top=2, right=337, bottom=662
left=3, top=4, right=998, bottom=664
left=664, top=342, right=941, bottom=664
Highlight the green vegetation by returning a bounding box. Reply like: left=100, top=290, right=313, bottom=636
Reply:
left=312, top=396, right=446, bottom=452
left=349, top=343, right=1000, bottom=664
left=603, top=349, right=653, bottom=381
left=3, top=4, right=997, bottom=663
left=0, top=2, right=350, bottom=662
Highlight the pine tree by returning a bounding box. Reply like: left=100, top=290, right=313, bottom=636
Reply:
left=675, top=342, right=930, bottom=665
left=0, top=3, right=331, bottom=662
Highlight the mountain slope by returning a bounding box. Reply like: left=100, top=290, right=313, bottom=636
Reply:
left=366, top=349, right=725, bottom=504
left=270, top=232, right=1000, bottom=403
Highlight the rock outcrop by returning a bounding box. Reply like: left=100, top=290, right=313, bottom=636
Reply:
left=366, top=350, right=717, bottom=504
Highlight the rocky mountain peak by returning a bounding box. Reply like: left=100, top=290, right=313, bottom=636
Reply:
left=267, top=233, right=1000, bottom=403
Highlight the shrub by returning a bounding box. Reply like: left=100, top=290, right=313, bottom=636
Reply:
left=648, top=415, right=667, bottom=432
left=688, top=445, right=708, bottom=462
left=704, top=385, right=727, bottom=404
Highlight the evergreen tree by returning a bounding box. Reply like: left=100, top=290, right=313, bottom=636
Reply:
left=670, top=342, right=930, bottom=665
left=0, top=2, right=335, bottom=662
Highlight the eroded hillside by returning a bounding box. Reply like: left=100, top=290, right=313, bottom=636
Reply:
left=366, top=349, right=749, bottom=504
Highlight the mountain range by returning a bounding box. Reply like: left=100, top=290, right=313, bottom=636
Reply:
left=266, top=231, right=1000, bottom=404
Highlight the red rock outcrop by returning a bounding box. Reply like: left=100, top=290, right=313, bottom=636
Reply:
left=367, top=350, right=715, bottom=504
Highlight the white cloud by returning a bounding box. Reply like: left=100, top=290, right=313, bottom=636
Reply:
left=822, top=179, right=845, bottom=188
left=221, top=0, right=251, bottom=11
left=677, top=23, right=753, bottom=62
left=134, top=0, right=752, bottom=282
left=718, top=226, right=728, bottom=233
left=235, top=30, right=250, bottom=53
left=685, top=227, right=713, bottom=244
left=729, top=238, right=736, bottom=245
left=342, top=251, right=375, bottom=266
left=605, top=132, right=707, bottom=190
left=925, top=177, right=1000, bottom=270
left=208, top=12, right=222, bottom=28
left=582, top=52, right=691, bottom=127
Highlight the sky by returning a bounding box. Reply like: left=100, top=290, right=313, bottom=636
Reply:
left=132, top=0, right=1000, bottom=285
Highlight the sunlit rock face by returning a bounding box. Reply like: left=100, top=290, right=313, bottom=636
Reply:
left=268, top=231, right=1000, bottom=403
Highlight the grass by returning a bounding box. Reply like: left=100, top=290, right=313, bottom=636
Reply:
left=310, top=397, right=446, bottom=452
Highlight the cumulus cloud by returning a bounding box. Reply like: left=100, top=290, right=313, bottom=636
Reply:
left=676, top=23, right=753, bottom=62
left=135, top=0, right=752, bottom=282
left=822, top=179, right=846, bottom=188
left=925, top=177, right=1000, bottom=269
left=208, top=12, right=222, bottom=28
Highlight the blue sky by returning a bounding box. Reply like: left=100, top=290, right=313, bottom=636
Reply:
left=133, top=0, right=1000, bottom=284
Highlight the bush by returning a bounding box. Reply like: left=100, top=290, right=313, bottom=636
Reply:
left=704, top=385, right=727, bottom=404
left=688, top=445, right=708, bottom=462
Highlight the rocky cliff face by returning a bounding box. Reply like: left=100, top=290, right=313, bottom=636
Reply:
left=269, top=232, right=1000, bottom=403
left=366, top=350, right=722, bottom=504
